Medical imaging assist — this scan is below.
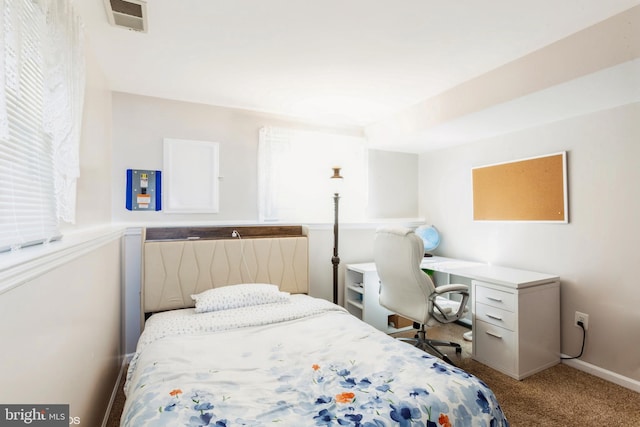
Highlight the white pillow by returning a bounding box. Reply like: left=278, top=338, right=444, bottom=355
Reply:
left=191, top=283, right=290, bottom=313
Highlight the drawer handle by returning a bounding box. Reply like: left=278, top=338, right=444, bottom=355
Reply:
left=486, top=313, right=503, bottom=321
left=485, top=331, right=503, bottom=339
left=486, top=296, right=503, bottom=302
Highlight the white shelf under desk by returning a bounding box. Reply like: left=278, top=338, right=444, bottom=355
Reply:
left=344, top=263, right=413, bottom=334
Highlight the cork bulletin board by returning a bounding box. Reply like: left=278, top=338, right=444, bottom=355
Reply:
left=472, top=152, right=568, bottom=222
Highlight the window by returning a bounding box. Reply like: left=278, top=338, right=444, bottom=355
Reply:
left=0, top=0, right=84, bottom=252
left=258, top=126, right=368, bottom=223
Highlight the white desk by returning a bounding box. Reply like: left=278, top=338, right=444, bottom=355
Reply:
left=423, top=256, right=560, bottom=379
left=347, top=257, right=560, bottom=380
left=421, top=256, right=559, bottom=288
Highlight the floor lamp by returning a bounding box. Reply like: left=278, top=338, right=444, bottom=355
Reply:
left=330, top=167, right=343, bottom=304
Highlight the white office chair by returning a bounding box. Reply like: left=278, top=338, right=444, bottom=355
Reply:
left=373, top=226, right=470, bottom=365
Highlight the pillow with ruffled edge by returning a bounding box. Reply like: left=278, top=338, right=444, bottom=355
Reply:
left=191, top=283, right=290, bottom=313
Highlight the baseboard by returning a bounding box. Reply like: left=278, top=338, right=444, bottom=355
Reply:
left=101, top=357, right=128, bottom=427
left=561, top=356, right=640, bottom=392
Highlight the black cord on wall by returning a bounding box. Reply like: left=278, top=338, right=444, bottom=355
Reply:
left=561, top=321, right=586, bottom=360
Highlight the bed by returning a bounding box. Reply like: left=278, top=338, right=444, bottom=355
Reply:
left=121, top=226, right=509, bottom=427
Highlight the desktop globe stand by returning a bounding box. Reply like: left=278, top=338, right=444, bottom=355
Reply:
left=416, top=225, right=473, bottom=342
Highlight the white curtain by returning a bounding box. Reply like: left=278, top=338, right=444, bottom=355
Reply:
left=40, top=0, right=85, bottom=223
left=258, top=127, right=368, bottom=223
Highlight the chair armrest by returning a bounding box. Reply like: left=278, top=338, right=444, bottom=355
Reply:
left=430, top=284, right=470, bottom=324
left=434, top=284, right=469, bottom=294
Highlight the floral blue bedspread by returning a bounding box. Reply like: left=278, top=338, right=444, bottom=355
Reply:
left=122, top=295, right=508, bottom=427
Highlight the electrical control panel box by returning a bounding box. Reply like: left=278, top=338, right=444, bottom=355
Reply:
left=126, top=169, right=161, bottom=211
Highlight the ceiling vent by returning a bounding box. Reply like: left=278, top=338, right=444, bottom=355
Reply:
left=103, top=0, right=148, bottom=32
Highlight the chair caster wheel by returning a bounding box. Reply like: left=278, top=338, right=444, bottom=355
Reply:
left=456, top=347, right=462, bottom=354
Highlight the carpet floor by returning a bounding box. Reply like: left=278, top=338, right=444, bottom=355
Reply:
left=107, top=323, right=640, bottom=427
left=394, top=323, right=640, bottom=427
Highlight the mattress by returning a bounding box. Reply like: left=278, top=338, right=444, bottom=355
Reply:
left=121, top=294, right=508, bottom=426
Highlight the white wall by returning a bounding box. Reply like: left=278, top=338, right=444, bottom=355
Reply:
left=368, top=150, right=418, bottom=219
left=0, top=239, right=122, bottom=426
left=110, top=93, right=420, bottom=302
left=110, top=93, right=369, bottom=224
left=418, top=103, right=640, bottom=382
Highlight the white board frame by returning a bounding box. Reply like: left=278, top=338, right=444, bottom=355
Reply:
left=163, top=138, right=220, bottom=213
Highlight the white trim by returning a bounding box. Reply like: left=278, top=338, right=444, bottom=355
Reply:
left=0, top=226, right=124, bottom=295
left=304, top=219, right=426, bottom=230
left=101, top=358, right=129, bottom=427
left=124, top=227, right=143, bottom=237
left=562, top=356, right=640, bottom=392
left=111, top=219, right=427, bottom=230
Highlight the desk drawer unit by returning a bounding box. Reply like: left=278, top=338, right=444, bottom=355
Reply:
left=472, top=279, right=560, bottom=380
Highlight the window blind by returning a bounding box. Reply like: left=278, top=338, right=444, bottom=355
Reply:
left=0, top=0, right=61, bottom=252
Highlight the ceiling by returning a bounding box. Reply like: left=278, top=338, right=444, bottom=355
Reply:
left=372, top=58, right=640, bottom=152
left=76, top=1, right=640, bottom=151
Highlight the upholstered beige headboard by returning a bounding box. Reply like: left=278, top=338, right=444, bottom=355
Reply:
left=142, top=226, right=309, bottom=313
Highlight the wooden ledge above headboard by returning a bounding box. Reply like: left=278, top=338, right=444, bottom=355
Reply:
left=144, top=225, right=307, bottom=242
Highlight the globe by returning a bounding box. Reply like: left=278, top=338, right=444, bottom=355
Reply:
left=415, top=225, right=440, bottom=254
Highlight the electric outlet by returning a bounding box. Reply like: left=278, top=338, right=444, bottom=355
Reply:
left=574, top=311, right=589, bottom=330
